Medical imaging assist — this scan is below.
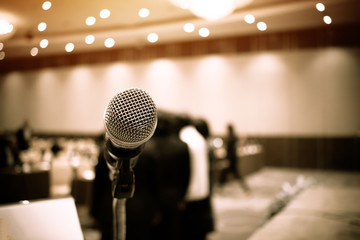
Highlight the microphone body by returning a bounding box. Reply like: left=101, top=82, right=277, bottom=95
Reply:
left=103, top=88, right=157, bottom=240
left=104, top=88, right=157, bottom=199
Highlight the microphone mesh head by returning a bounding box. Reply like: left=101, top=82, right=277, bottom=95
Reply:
left=104, top=88, right=157, bottom=148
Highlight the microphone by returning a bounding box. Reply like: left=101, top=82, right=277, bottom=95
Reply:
left=104, top=88, right=158, bottom=150
left=104, top=88, right=157, bottom=199
left=104, top=88, right=157, bottom=240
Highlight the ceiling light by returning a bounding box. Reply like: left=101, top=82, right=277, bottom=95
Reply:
left=189, top=0, right=237, bottom=21
left=100, top=9, right=111, bottom=19
left=198, top=27, right=210, bottom=37
left=316, top=3, right=325, bottom=12
left=147, top=33, right=158, bottom=43
left=244, top=14, right=255, bottom=24
left=65, top=43, right=74, bottom=52
left=104, top=38, right=115, bottom=48
left=257, top=21, right=267, bottom=31
left=170, top=0, right=253, bottom=21
left=42, top=1, right=52, bottom=11
left=138, top=8, right=150, bottom=18
left=184, top=23, right=195, bottom=33
left=323, top=15, right=332, bottom=24
left=170, top=0, right=191, bottom=9
left=85, top=35, right=95, bottom=44
left=0, top=19, right=14, bottom=35
left=0, top=51, right=5, bottom=60
left=30, top=47, right=39, bottom=56
left=40, top=39, right=48, bottom=48
left=38, top=22, right=47, bottom=31
left=86, top=16, right=96, bottom=26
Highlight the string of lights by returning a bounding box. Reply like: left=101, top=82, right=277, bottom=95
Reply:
left=0, top=1, right=335, bottom=60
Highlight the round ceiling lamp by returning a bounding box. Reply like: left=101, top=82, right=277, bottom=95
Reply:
left=0, top=18, right=15, bottom=41
left=170, top=0, right=253, bottom=21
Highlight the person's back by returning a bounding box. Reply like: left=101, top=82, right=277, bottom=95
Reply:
left=16, top=121, right=32, bottom=151
left=126, top=112, right=191, bottom=240
left=0, top=132, right=21, bottom=171
left=226, top=125, right=238, bottom=168
left=90, top=136, right=113, bottom=240
left=125, top=138, right=159, bottom=240
left=151, top=133, right=190, bottom=209
left=219, top=123, right=251, bottom=194
left=179, top=117, right=215, bottom=240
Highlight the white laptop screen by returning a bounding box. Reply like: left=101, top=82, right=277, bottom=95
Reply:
left=0, top=197, right=84, bottom=240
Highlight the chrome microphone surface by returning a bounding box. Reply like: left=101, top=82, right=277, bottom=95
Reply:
left=104, top=88, right=157, bottom=149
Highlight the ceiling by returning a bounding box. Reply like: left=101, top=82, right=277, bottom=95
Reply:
left=0, top=0, right=359, bottom=59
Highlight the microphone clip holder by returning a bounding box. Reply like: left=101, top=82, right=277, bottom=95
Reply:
left=104, top=139, right=144, bottom=199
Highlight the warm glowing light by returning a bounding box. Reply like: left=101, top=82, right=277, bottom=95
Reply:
left=244, top=14, right=255, bottom=24
left=86, top=16, right=96, bottom=26
left=316, top=3, right=325, bottom=12
left=38, top=22, right=47, bottom=31
left=0, top=19, right=14, bottom=35
left=85, top=35, right=95, bottom=44
left=42, top=1, right=52, bottom=10
left=323, top=15, right=332, bottom=24
left=0, top=51, right=5, bottom=60
left=190, top=0, right=236, bottom=21
left=30, top=47, right=39, bottom=56
left=104, top=38, right=115, bottom=48
left=147, top=33, right=158, bottom=43
left=170, top=0, right=252, bottom=21
left=65, top=43, right=74, bottom=52
left=184, top=23, right=195, bottom=33
left=138, top=8, right=150, bottom=18
left=100, top=9, right=111, bottom=19
left=20, top=200, right=30, bottom=205
left=170, top=0, right=191, bottom=9
left=40, top=39, right=48, bottom=48
left=213, top=137, right=223, bottom=148
left=82, top=170, right=95, bottom=180
left=257, top=21, right=267, bottom=31
left=0, top=43, right=3, bottom=51
left=199, top=27, right=210, bottom=37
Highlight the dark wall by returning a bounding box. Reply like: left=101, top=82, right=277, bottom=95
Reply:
left=257, top=136, right=360, bottom=171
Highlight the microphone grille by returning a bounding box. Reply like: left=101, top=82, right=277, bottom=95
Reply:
left=104, top=88, right=157, bottom=148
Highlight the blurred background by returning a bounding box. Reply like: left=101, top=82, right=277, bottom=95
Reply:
left=0, top=0, right=359, bottom=240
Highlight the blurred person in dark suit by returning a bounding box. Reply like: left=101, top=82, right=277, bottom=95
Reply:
left=91, top=112, right=192, bottom=240
left=90, top=133, right=113, bottom=240
left=126, top=111, right=191, bottom=240
left=16, top=120, right=32, bottom=152
left=194, top=118, right=216, bottom=194
left=0, top=129, right=21, bottom=172
left=219, top=123, right=251, bottom=194
left=179, top=116, right=214, bottom=240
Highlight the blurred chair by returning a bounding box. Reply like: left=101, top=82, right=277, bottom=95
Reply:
left=50, top=154, right=73, bottom=197
left=0, top=170, right=50, bottom=204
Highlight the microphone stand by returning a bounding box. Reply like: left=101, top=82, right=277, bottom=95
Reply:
left=111, top=157, right=134, bottom=240
left=105, top=139, right=143, bottom=240
left=113, top=198, right=126, bottom=240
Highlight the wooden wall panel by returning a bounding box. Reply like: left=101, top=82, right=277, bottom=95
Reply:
left=258, top=136, right=360, bottom=171
left=1, top=23, right=359, bottom=73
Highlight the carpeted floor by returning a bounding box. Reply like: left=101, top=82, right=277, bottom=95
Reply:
left=81, top=167, right=360, bottom=240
